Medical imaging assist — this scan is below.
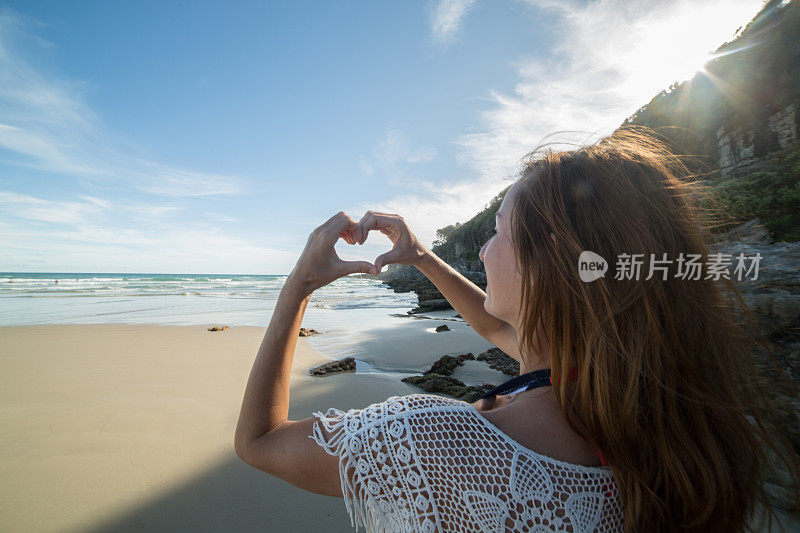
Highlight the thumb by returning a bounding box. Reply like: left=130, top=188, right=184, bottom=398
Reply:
left=374, top=249, right=401, bottom=272
left=339, top=260, right=378, bottom=275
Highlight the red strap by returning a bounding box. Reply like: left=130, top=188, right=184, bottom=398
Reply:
left=597, top=447, right=609, bottom=466
left=548, top=365, right=579, bottom=385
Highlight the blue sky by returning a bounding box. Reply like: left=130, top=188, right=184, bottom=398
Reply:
left=0, top=0, right=764, bottom=274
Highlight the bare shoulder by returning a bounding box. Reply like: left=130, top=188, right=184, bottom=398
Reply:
left=471, top=394, right=514, bottom=413
left=473, top=392, right=604, bottom=467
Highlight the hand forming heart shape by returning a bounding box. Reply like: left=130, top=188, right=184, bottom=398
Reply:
left=286, top=210, right=429, bottom=296
left=352, top=210, right=428, bottom=272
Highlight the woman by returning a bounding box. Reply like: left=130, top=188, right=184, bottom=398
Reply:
left=234, top=128, right=799, bottom=532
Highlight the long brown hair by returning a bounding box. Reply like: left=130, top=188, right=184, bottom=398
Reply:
left=508, top=127, right=800, bottom=532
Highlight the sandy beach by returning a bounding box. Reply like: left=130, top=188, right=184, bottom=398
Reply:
left=2, top=322, right=796, bottom=532
left=0, top=321, right=501, bottom=532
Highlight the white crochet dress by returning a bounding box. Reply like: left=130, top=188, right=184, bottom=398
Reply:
left=310, top=393, right=624, bottom=532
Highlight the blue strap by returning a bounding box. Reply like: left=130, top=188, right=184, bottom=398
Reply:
left=478, top=368, right=552, bottom=400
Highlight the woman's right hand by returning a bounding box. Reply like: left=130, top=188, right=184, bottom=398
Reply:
left=356, top=210, right=430, bottom=273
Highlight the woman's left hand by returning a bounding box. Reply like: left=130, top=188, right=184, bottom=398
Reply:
left=285, top=211, right=378, bottom=297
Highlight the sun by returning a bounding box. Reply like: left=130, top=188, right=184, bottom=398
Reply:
left=620, top=1, right=766, bottom=105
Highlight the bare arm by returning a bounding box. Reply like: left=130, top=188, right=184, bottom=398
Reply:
left=234, top=211, right=378, bottom=496
left=233, top=279, right=310, bottom=447
left=234, top=279, right=344, bottom=495
left=415, top=250, right=520, bottom=358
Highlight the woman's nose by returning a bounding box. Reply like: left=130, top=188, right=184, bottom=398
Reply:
left=479, top=241, right=488, bottom=262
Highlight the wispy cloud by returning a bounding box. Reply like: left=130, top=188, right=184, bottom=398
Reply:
left=378, top=0, right=764, bottom=247
left=0, top=8, right=244, bottom=197
left=203, top=212, right=240, bottom=224
left=358, top=128, right=438, bottom=187
left=78, top=195, right=112, bottom=209
left=457, top=0, right=765, bottom=181
left=374, top=129, right=437, bottom=165
left=0, top=221, right=301, bottom=273
left=0, top=190, right=106, bottom=225
left=431, top=0, right=477, bottom=45
left=0, top=190, right=298, bottom=273
left=0, top=190, right=186, bottom=227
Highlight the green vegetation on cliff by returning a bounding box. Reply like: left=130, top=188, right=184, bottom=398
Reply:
left=707, top=146, right=800, bottom=241
left=431, top=187, right=509, bottom=265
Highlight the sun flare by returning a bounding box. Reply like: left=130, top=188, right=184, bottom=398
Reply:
left=620, top=1, right=765, bottom=105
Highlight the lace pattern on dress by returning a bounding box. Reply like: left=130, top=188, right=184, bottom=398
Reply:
left=310, top=393, right=623, bottom=533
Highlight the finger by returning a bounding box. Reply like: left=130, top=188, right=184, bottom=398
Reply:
left=347, top=224, right=362, bottom=244
left=340, top=230, right=355, bottom=245
left=356, top=212, right=372, bottom=245
left=358, top=212, right=400, bottom=245
left=337, top=260, right=378, bottom=276
left=374, top=248, right=402, bottom=272
left=323, top=210, right=351, bottom=225
left=328, top=211, right=360, bottom=238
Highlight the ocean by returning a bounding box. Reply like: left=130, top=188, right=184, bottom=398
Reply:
left=0, top=272, right=419, bottom=330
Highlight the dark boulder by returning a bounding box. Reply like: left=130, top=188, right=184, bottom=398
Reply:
left=477, top=347, right=520, bottom=376
left=309, top=357, right=356, bottom=376
left=424, top=353, right=475, bottom=376
left=402, top=373, right=494, bottom=402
